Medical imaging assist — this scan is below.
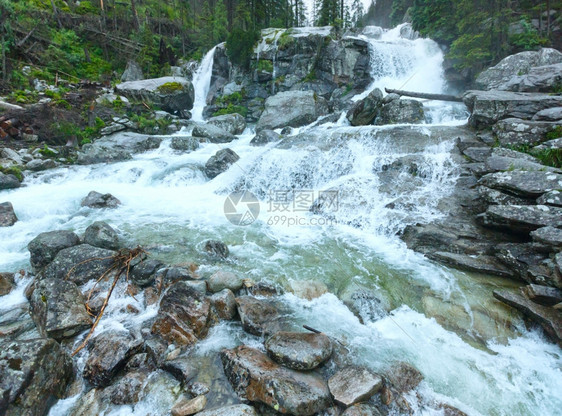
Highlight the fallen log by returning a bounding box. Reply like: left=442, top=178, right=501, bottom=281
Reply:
left=385, top=88, right=463, bottom=102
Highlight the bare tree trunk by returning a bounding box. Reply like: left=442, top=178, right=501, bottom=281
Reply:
left=50, top=0, right=63, bottom=28
left=130, top=0, right=140, bottom=30
left=1, top=34, right=6, bottom=82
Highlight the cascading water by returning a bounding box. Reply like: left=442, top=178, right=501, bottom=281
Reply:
left=190, top=45, right=218, bottom=122
left=1, top=24, right=561, bottom=416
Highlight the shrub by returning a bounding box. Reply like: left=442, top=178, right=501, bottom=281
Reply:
left=213, top=104, right=248, bottom=117
left=226, top=28, right=260, bottom=70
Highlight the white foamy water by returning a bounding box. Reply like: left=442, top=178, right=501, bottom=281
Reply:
left=191, top=45, right=218, bottom=122
left=2, top=24, right=561, bottom=416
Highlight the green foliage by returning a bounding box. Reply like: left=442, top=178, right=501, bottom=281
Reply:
left=303, top=70, right=317, bottom=82
left=226, top=29, right=259, bottom=70
left=510, top=18, right=548, bottom=50
left=216, top=91, right=244, bottom=106
left=257, top=60, right=274, bottom=73
left=8, top=89, right=38, bottom=104
left=130, top=114, right=171, bottom=134
left=157, top=82, right=184, bottom=94
left=534, top=148, right=562, bottom=168
left=545, top=126, right=562, bottom=141
left=213, top=104, right=248, bottom=117
left=278, top=31, right=295, bottom=50
left=39, top=143, right=58, bottom=157
left=0, top=165, right=23, bottom=181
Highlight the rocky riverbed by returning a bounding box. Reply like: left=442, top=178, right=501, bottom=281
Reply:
left=0, top=24, right=561, bottom=416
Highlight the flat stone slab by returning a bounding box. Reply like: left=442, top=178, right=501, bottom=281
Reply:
left=522, top=284, right=562, bottom=306
left=494, top=290, right=562, bottom=346
left=480, top=205, right=562, bottom=233
left=328, top=366, right=383, bottom=406
left=265, top=331, right=333, bottom=370
left=479, top=171, right=562, bottom=198
left=430, top=252, right=515, bottom=278
left=530, top=226, right=562, bottom=248
left=221, top=345, right=331, bottom=415
left=537, top=190, right=562, bottom=207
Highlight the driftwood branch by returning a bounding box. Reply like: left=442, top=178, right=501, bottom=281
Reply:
left=385, top=88, right=463, bottom=102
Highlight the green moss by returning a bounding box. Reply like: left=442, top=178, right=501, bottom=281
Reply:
left=157, top=82, right=185, bottom=94
left=0, top=166, right=23, bottom=182
left=534, top=148, right=562, bottom=169
left=130, top=114, right=172, bottom=134
left=278, top=32, right=294, bottom=50
left=257, top=60, right=274, bottom=73
left=212, top=104, right=248, bottom=118
left=8, top=90, right=38, bottom=104
left=39, top=144, right=58, bottom=157
left=216, top=91, right=244, bottom=106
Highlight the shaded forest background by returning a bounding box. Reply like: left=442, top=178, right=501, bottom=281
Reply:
left=0, top=0, right=560, bottom=92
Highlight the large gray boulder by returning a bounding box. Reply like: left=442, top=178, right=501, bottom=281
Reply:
left=478, top=171, right=562, bottom=198
left=29, top=278, right=92, bottom=341
left=77, top=132, right=163, bottom=164
left=475, top=48, right=562, bottom=91
left=257, top=91, right=329, bottom=131
left=265, top=331, right=332, bottom=370
left=204, top=148, right=240, bottom=179
left=0, top=338, right=74, bottom=416
left=236, top=296, right=282, bottom=336
left=41, top=244, right=117, bottom=285
left=28, top=230, right=81, bottom=271
left=221, top=345, right=332, bottom=415
left=346, top=88, right=383, bottom=126
left=250, top=129, right=281, bottom=146
left=115, top=76, right=195, bottom=113
left=533, top=107, right=562, bottom=122
left=463, top=90, right=562, bottom=128
left=0, top=172, right=21, bottom=190
left=81, top=191, right=121, bottom=209
left=0, top=201, right=17, bottom=227
left=84, top=221, right=120, bottom=250
left=508, top=63, right=562, bottom=93
left=121, top=60, right=144, bottom=82
left=375, top=98, right=425, bottom=125
left=207, top=113, right=247, bottom=135
left=192, top=123, right=236, bottom=143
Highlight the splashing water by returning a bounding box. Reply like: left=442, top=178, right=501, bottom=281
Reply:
left=191, top=45, right=218, bottom=122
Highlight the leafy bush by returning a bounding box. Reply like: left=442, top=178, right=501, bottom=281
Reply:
left=0, top=165, right=23, bottom=181
left=257, top=60, right=274, bottom=73
left=213, top=104, right=248, bottom=117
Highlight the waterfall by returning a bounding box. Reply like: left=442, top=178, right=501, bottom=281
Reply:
left=191, top=45, right=218, bottom=122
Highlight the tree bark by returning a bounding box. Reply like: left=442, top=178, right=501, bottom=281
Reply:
left=384, top=88, right=463, bottom=102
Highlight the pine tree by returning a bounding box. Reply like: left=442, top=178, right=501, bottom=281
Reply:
left=351, top=0, right=364, bottom=27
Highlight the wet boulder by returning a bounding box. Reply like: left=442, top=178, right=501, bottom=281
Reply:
left=77, top=132, right=162, bottom=164
left=83, top=330, right=142, bottom=387
left=207, top=270, right=244, bottom=292
left=204, top=148, right=240, bottom=179
left=0, top=338, right=74, bottom=416
left=430, top=252, right=514, bottom=278
left=0, top=201, right=17, bottom=227
left=115, top=76, right=195, bottom=113
left=29, top=278, right=92, bottom=341
left=385, top=362, right=423, bottom=393
left=161, top=356, right=198, bottom=382
left=328, top=366, right=383, bottom=406
left=203, top=240, right=230, bottom=258
left=25, top=159, right=57, bottom=172
left=84, top=221, right=120, bottom=250
left=130, top=258, right=164, bottom=287
left=375, top=99, right=425, bottom=125
left=171, top=395, right=207, bottom=416
left=346, top=88, right=383, bottom=126
left=41, top=244, right=116, bottom=285
left=265, top=331, right=332, bottom=370
left=236, top=296, right=282, bottom=336
left=0, top=272, right=14, bottom=295
left=221, top=345, right=332, bottom=415
left=256, top=90, right=329, bottom=131
left=250, top=129, right=281, bottom=146
left=523, top=284, right=562, bottom=307
left=81, top=191, right=121, bottom=209
left=478, top=171, right=562, bottom=198
left=192, top=123, right=236, bottom=143
left=151, top=281, right=212, bottom=346
left=342, top=404, right=382, bottom=416
left=196, top=404, right=258, bottom=416
left=210, top=289, right=237, bottom=320
left=107, top=371, right=146, bottom=405
left=208, top=113, right=247, bottom=135
left=27, top=230, right=81, bottom=271
left=0, top=172, right=21, bottom=190
left=170, top=136, right=200, bottom=151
